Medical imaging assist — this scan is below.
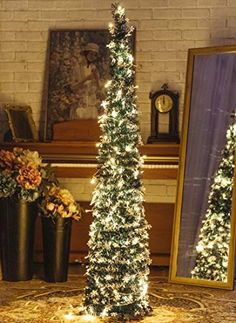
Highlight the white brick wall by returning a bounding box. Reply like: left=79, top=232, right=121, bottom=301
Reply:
left=59, top=178, right=177, bottom=203
left=1, top=0, right=236, bottom=201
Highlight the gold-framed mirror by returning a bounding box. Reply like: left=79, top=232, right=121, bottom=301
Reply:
left=169, top=45, right=236, bottom=289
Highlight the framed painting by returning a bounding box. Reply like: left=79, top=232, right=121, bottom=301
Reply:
left=44, top=29, right=111, bottom=141
left=44, top=29, right=136, bottom=141
left=4, top=105, right=38, bottom=142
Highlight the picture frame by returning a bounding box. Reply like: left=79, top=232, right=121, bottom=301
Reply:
left=44, top=29, right=111, bottom=141
left=4, top=105, right=38, bottom=142
left=44, top=29, right=136, bottom=141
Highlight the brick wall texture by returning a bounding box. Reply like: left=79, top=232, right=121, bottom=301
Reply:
left=0, top=0, right=235, bottom=201
left=59, top=178, right=177, bottom=203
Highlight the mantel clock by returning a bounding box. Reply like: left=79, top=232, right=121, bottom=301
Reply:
left=147, top=83, right=179, bottom=143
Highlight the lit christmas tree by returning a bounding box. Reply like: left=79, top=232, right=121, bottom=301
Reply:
left=83, top=3, right=151, bottom=319
left=191, top=116, right=236, bottom=281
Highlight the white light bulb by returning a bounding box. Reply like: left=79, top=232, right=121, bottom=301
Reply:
left=117, top=180, right=123, bottom=188
left=112, top=111, right=118, bottom=118
left=105, top=80, right=112, bottom=88
left=196, top=245, right=204, bottom=252
left=117, top=5, right=125, bottom=15
left=90, top=178, right=96, bottom=185
left=141, top=282, right=148, bottom=296
left=64, top=313, right=75, bottom=321
left=101, top=101, right=108, bottom=109
left=110, top=157, right=115, bottom=164
left=81, top=314, right=96, bottom=321
left=128, top=54, right=134, bottom=62
left=117, top=89, right=122, bottom=98
left=125, top=146, right=132, bottom=152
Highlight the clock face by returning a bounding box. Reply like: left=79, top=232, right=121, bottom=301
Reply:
left=155, top=94, right=173, bottom=113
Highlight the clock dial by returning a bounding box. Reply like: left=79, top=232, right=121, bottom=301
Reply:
left=155, top=94, right=173, bottom=113
left=147, top=85, right=179, bottom=144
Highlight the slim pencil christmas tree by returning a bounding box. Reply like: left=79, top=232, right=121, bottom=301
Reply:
left=191, top=117, right=236, bottom=281
left=83, top=3, right=151, bottom=319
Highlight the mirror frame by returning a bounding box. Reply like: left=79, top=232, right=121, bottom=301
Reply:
left=169, top=45, right=236, bottom=289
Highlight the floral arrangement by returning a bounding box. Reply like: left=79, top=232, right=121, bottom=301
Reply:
left=39, top=184, right=81, bottom=221
left=0, top=148, right=48, bottom=202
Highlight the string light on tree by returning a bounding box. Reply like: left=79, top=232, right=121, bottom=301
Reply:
left=83, top=3, right=151, bottom=319
left=191, top=115, right=236, bottom=282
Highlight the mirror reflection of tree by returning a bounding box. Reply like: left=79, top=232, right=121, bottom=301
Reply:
left=176, top=52, right=236, bottom=281
left=191, top=117, right=236, bottom=281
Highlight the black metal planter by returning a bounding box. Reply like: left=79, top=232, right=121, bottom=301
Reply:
left=0, top=198, right=37, bottom=281
left=42, top=216, right=72, bottom=282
